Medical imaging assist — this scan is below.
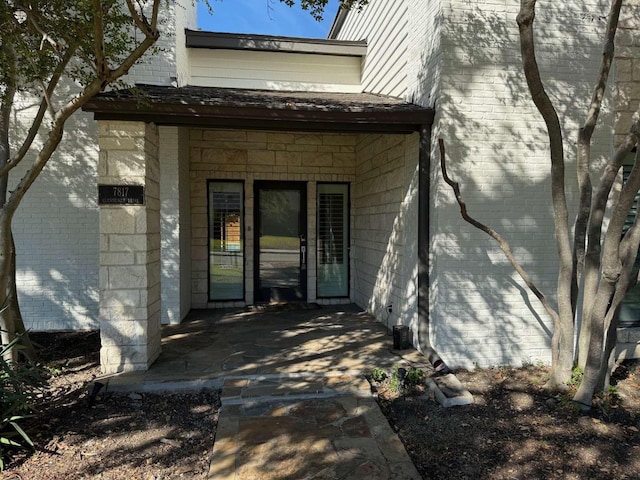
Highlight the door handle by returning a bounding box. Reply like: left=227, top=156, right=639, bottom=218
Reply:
left=301, top=245, right=306, bottom=270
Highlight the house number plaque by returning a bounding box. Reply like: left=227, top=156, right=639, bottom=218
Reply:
left=98, top=185, right=145, bottom=205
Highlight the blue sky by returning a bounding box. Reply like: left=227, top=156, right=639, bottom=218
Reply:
left=197, top=0, right=340, bottom=38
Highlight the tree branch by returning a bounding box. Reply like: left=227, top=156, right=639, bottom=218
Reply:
left=4, top=0, right=161, bottom=216
left=438, top=139, right=560, bottom=324
left=93, top=0, right=108, bottom=78
left=0, top=46, right=75, bottom=179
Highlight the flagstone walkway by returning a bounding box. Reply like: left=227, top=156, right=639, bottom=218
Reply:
left=103, top=305, right=429, bottom=479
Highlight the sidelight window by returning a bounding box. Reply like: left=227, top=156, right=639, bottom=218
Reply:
left=317, top=183, right=349, bottom=297
left=208, top=181, right=244, bottom=301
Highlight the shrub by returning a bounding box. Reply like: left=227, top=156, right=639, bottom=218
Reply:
left=0, top=333, right=45, bottom=470
left=405, top=368, right=425, bottom=385
left=369, top=367, right=387, bottom=382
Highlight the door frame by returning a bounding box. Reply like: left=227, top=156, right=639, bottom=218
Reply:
left=253, top=181, right=307, bottom=302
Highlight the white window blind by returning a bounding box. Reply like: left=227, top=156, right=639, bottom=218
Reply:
left=317, top=184, right=349, bottom=297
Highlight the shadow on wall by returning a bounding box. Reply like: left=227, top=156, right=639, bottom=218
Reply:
left=422, top=1, right=615, bottom=367
left=11, top=97, right=100, bottom=332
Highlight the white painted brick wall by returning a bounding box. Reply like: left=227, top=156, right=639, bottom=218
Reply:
left=10, top=1, right=197, bottom=332
left=339, top=0, right=617, bottom=367
left=125, top=1, right=197, bottom=87
left=11, top=104, right=100, bottom=331
left=429, top=0, right=615, bottom=367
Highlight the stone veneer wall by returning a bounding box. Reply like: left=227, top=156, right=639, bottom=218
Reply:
left=352, top=134, right=420, bottom=333
left=98, top=121, right=161, bottom=373
left=188, top=129, right=356, bottom=307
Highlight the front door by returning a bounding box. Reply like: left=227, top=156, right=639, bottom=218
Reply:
left=254, top=181, right=307, bottom=302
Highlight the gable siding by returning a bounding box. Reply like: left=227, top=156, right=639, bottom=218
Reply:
left=187, top=49, right=363, bottom=92
left=335, top=0, right=408, bottom=98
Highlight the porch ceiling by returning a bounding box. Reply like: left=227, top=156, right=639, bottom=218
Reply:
left=83, top=84, right=434, bottom=133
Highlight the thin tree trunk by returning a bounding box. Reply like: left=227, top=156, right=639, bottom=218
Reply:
left=574, top=145, right=640, bottom=407
left=576, top=0, right=623, bottom=369
left=0, top=212, right=15, bottom=362
left=0, top=49, right=18, bottom=360
left=517, top=0, right=573, bottom=385
left=9, top=233, right=36, bottom=361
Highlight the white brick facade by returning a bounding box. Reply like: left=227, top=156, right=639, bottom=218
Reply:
left=337, top=0, right=621, bottom=367
left=11, top=1, right=195, bottom=334
left=12, top=0, right=639, bottom=372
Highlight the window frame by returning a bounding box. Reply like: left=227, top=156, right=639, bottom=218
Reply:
left=207, top=179, right=245, bottom=302
left=316, top=182, right=350, bottom=299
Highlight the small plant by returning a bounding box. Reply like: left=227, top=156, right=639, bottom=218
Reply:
left=389, top=370, right=401, bottom=392
left=369, top=367, right=387, bottom=383
left=567, top=367, right=584, bottom=388
left=405, top=368, right=425, bottom=385
left=0, top=333, right=46, bottom=470
left=44, top=360, right=68, bottom=378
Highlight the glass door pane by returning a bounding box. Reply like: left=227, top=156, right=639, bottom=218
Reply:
left=255, top=182, right=307, bottom=302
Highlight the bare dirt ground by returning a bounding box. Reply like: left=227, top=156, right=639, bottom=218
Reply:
left=2, top=331, right=640, bottom=480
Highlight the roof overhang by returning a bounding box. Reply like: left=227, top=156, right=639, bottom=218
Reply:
left=83, top=85, right=434, bottom=134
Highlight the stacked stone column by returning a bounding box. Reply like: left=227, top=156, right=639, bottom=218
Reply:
left=98, top=121, right=161, bottom=373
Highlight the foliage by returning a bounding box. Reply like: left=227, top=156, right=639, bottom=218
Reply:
left=405, top=368, right=425, bottom=385
left=369, top=367, right=387, bottom=382
left=567, top=367, right=584, bottom=388
left=0, top=0, right=164, bottom=352
left=0, top=333, right=45, bottom=470
left=385, top=366, right=426, bottom=392
left=280, top=0, right=369, bottom=21
left=389, top=369, right=401, bottom=392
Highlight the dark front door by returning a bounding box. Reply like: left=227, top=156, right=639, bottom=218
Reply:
left=254, top=181, right=307, bottom=302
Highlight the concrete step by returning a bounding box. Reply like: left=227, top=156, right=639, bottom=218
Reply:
left=220, top=372, right=371, bottom=405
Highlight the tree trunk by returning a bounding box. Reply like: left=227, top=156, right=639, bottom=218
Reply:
left=518, top=0, right=573, bottom=385
left=0, top=212, right=15, bottom=361
left=9, top=232, right=36, bottom=361
left=575, top=149, right=640, bottom=407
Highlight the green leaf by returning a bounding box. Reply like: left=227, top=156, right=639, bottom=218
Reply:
left=0, top=437, right=21, bottom=447
left=9, top=422, right=33, bottom=447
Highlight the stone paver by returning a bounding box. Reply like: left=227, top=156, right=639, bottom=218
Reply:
left=101, top=305, right=429, bottom=479
left=208, top=396, right=422, bottom=480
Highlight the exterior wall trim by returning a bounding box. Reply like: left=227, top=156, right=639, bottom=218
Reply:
left=185, top=29, right=367, bottom=57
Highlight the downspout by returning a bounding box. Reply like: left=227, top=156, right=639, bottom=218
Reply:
left=418, top=123, right=449, bottom=373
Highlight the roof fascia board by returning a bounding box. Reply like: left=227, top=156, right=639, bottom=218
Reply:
left=85, top=100, right=433, bottom=133
left=91, top=112, right=422, bottom=133
left=185, top=29, right=366, bottom=57
left=328, top=6, right=349, bottom=39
